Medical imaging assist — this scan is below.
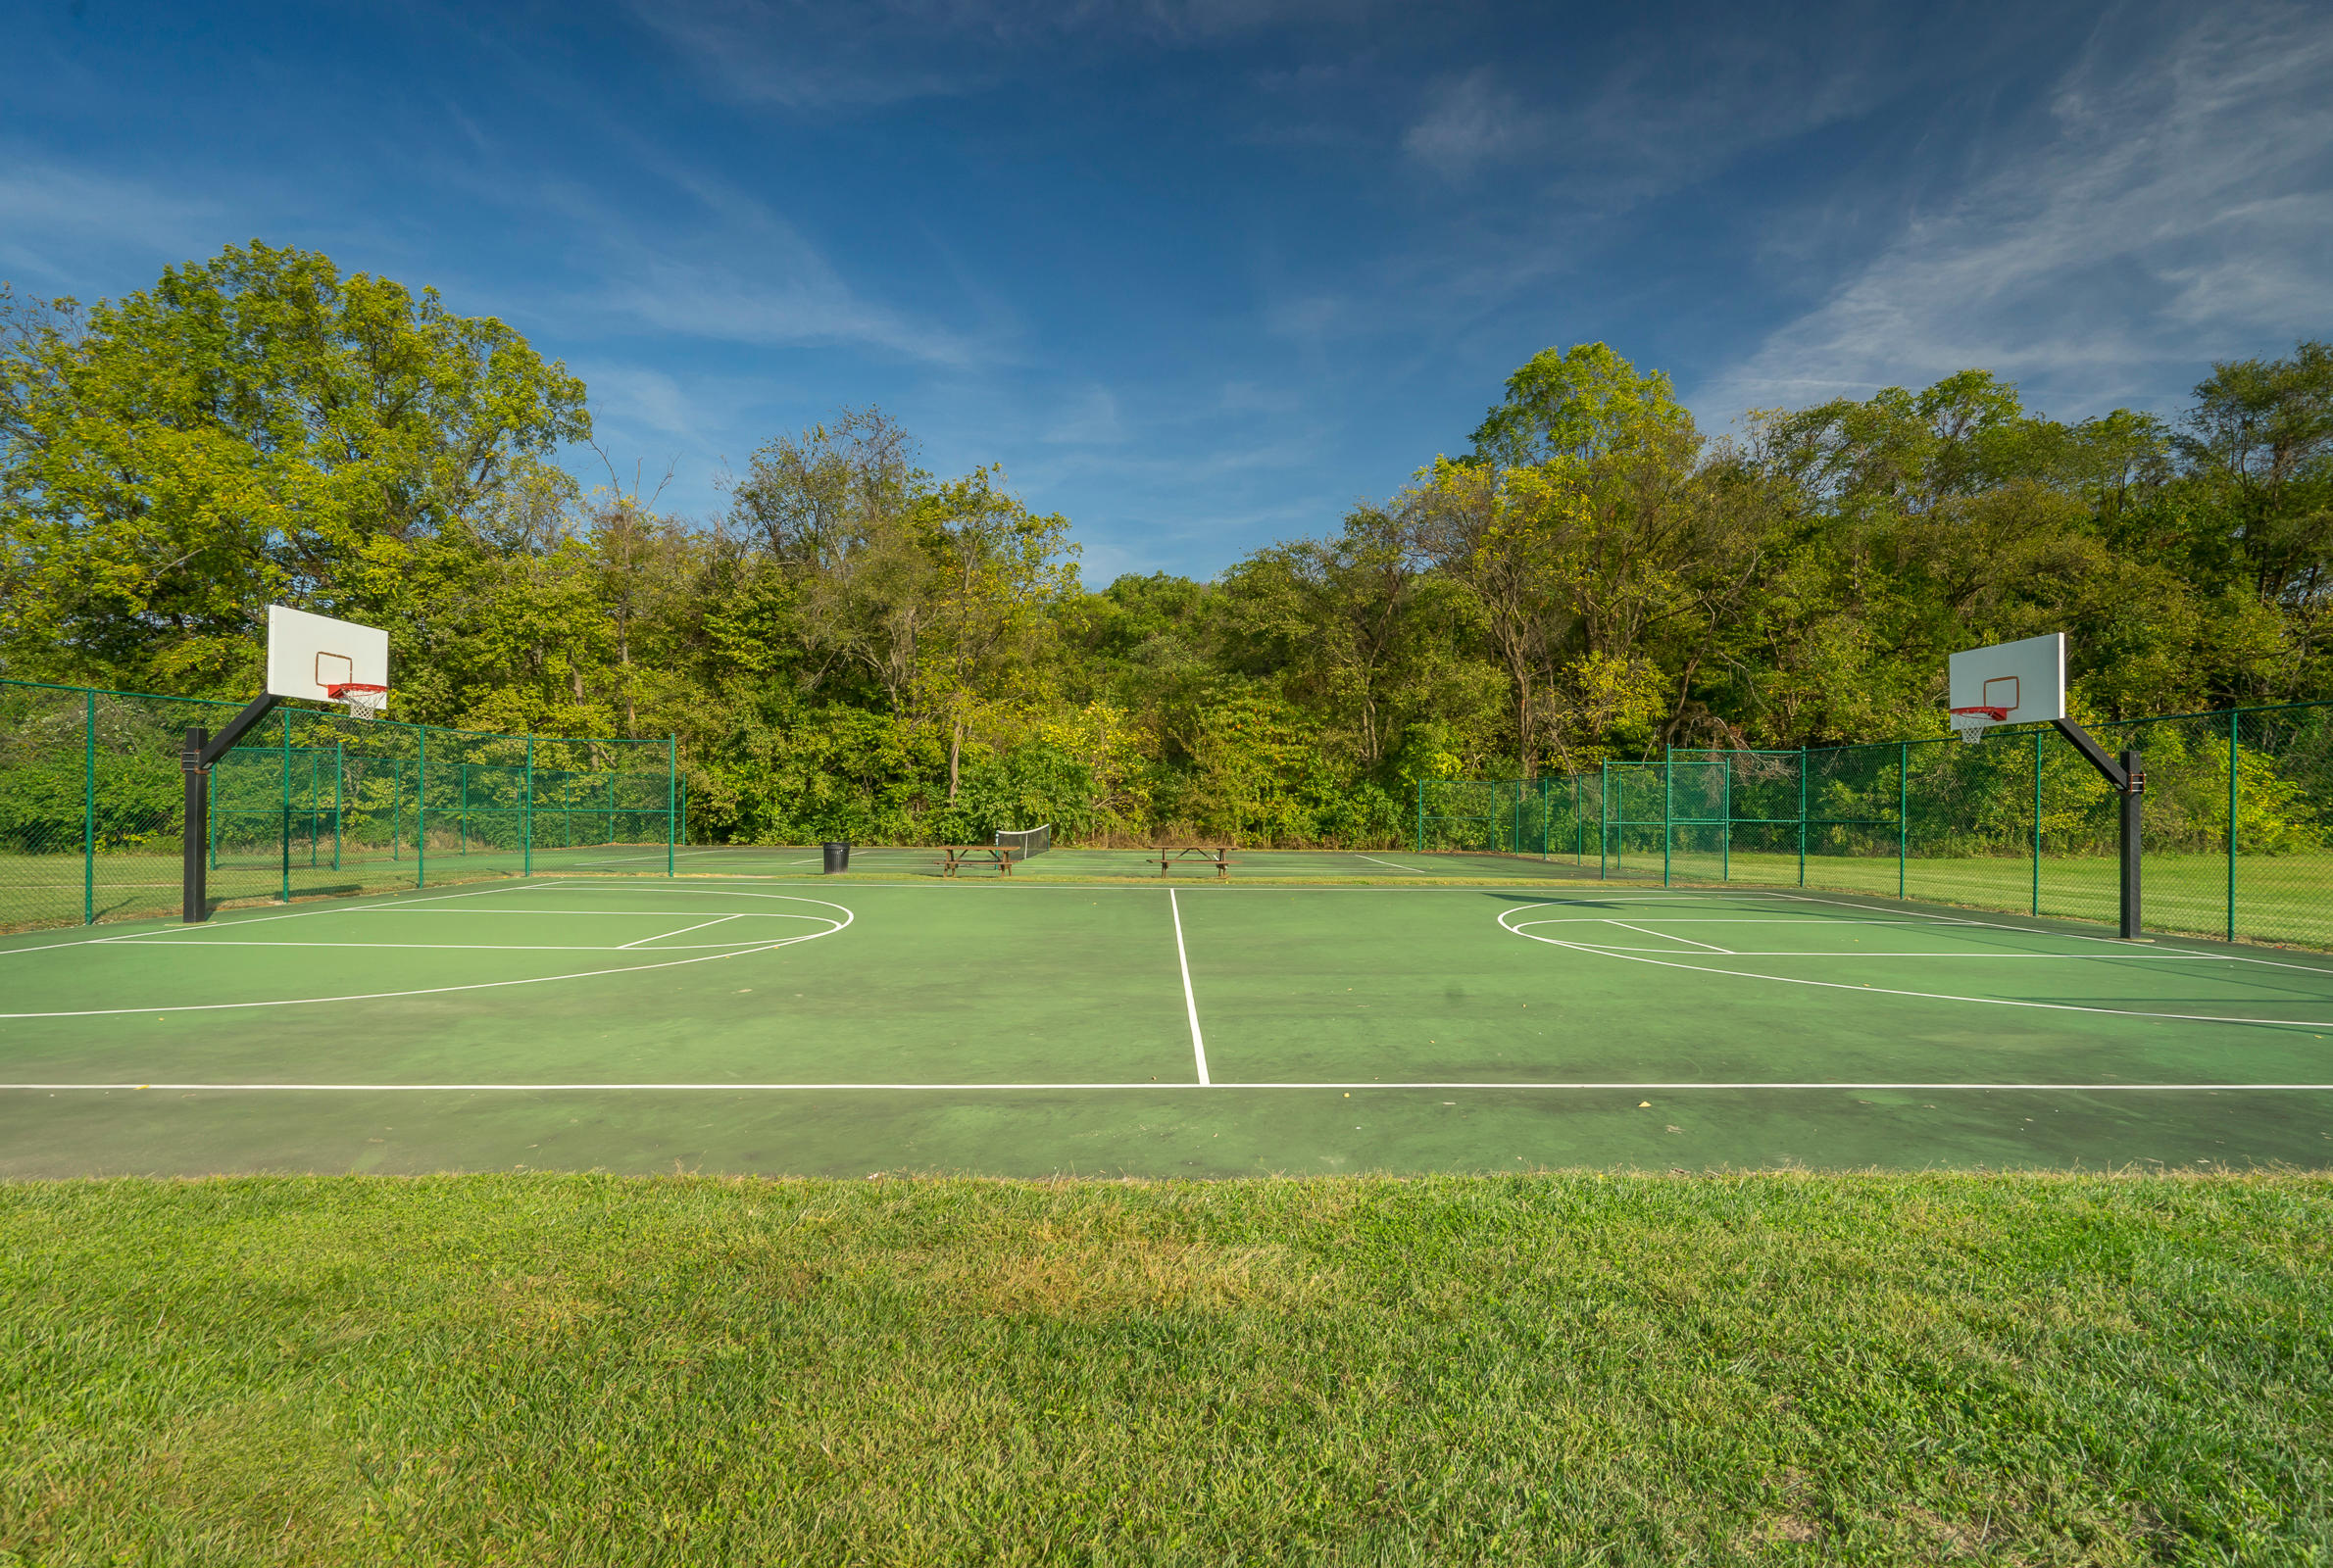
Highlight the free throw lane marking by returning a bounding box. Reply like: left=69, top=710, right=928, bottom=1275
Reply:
left=1498, top=904, right=2333, bottom=1030
left=0, top=896, right=855, bottom=1016
left=1169, top=888, right=1210, bottom=1085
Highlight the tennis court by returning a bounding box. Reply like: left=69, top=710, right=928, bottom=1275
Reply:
left=3, top=869, right=2329, bottom=1176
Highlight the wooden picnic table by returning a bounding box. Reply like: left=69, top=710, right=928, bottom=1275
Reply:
left=1150, top=845, right=1236, bottom=879
left=936, top=845, right=1017, bottom=877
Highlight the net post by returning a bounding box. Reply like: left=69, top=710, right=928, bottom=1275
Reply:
left=83, top=681, right=96, bottom=919
left=180, top=725, right=209, bottom=923
left=2226, top=709, right=2239, bottom=943
left=668, top=734, right=677, bottom=877
left=2120, top=746, right=2142, bottom=939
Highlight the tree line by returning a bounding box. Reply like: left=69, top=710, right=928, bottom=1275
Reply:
left=3, top=244, right=2328, bottom=845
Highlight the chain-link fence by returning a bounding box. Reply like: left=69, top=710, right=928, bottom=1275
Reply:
left=1, top=678, right=678, bottom=932
left=1415, top=700, right=2333, bottom=949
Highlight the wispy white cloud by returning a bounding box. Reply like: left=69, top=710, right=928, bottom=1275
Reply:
left=513, top=165, right=985, bottom=367
left=624, top=0, right=1384, bottom=111
left=1699, top=1, right=2333, bottom=421
left=0, top=153, right=226, bottom=287
left=1403, top=69, right=1538, bottom=180
left=1042, top=384, right=1127, bottom=445
left=576, top=363, right=699, bottom=438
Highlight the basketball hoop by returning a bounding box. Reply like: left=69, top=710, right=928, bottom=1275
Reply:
left=1949, top=705, right=2009, bottom=745
left=327, top=682, right=388, bottom=720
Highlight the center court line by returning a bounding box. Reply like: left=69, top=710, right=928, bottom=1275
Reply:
left=1168, top=888, right=1210, bottom=1085
left=9, top=1081, right=2332, bottom=1093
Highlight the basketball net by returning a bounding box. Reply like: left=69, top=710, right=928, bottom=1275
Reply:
left=328, top=682, right=388, bottom=720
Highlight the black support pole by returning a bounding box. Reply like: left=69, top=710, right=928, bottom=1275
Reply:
left=181, top=725, right=209, bottom=923
left=179, top=694, right=282, bottom=924
left=2052, top=718, right=2144, bottom=941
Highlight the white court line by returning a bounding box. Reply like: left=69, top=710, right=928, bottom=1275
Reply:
left=0, top=898, right=855, bottom=1017
left=2, top=882, right=860, bottom=956
left=1606, top=920, right=1731, bottom=953
left=54, top=940, right=790, bottom=953
left=8, top=1081, right=2331, bottom=1093
left=1354, top=855, right=1427, bottom=873
left=1498, top=905, right=2333, bottom=1030
left=2, top=881, right=571, bottom=956
left=1169, top=888, right=1210, bottom=1085
left=618, top=914, right=745, bottom=950
left=1515, top=948, right=2259, bottom=961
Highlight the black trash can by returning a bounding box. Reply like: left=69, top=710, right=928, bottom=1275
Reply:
left=821, top=842, right=851, bottom=874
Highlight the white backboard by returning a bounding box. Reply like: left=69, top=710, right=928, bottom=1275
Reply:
left=267, top=605, right=389, bottom=709
left=1948, top=632, right=2063, bottom=731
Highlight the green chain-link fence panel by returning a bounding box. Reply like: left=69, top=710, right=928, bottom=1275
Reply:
left=2, top=678, right=678, bottom=932
left=1417, top=700, right=2333, bottom=950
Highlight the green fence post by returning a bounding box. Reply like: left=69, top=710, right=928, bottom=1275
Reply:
left=1796, top=743, right=1808, bottom=888
left=460, top=763, right=469, bottom=857
left=1662, top=746, right=1673, bottom=888
left=523, top=736, right=534, bottom=878
left=1599, top=762, right=1609, bottom=879
left=391, top=760, right=402, bottom=861
left=334, top=741, right=344, bottom=872
left=1897, top=740, right=1908, bottom=901
left=279, top=710, right=292, bottom=904
left=2227, top=707, right=2240, bottom=943
left=417, top=724, right=427, bottom=889
left=2030, top=729, right=2042, bottom=915
left=668, top=735, right=678, bottom=876
left=680, top=772, right=689, bottom=849
left=1414, top=777, right=1422, bottom=854
left=1720, top=752, right=1732, bottom=882
left=82, top=688, right=96, bottom=924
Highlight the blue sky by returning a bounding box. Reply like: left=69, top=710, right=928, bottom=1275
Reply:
left=5, top=0, right=2329, bottom=582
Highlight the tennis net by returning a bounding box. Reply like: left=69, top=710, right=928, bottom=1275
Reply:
left=995, top=824, right=1052, bottom=860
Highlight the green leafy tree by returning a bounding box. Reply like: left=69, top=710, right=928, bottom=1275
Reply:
left=0, top=246, right=587, bottom=693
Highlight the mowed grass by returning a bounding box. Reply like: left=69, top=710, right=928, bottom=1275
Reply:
left=4, top=1174, right=2330, bottom=1565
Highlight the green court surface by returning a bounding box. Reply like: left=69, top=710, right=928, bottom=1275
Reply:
left=3, top=876, right=2330, bottom=1177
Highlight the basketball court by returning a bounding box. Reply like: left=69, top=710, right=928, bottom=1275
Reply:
left=4, top=872, right=2329, bottom=1176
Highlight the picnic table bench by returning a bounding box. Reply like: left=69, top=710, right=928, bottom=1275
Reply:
left=1150, top=845, right=1236, bottom=879
left=937, top=845, right=1018, bottom=877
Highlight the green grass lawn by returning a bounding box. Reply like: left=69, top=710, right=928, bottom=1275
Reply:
left=3, top=1173, right=2328, bottom=1565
